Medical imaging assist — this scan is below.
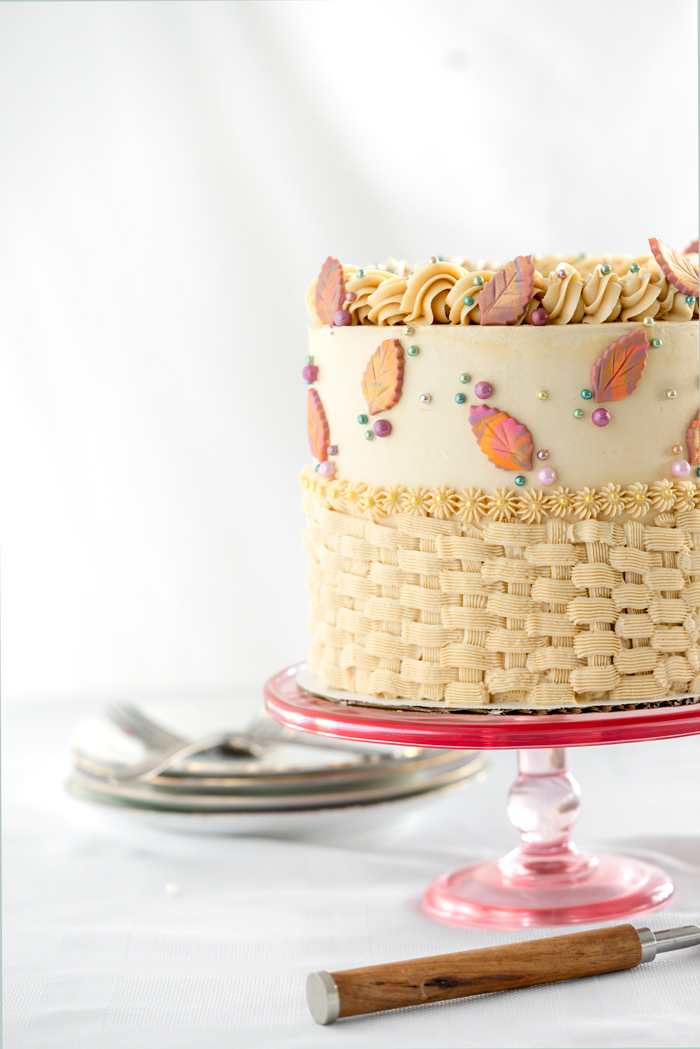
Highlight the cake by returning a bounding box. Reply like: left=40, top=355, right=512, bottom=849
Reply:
left=300, top=239, right=700, bottom=711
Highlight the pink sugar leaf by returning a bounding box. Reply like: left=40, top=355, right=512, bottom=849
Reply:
left=478, top=255, right=536, bottom=325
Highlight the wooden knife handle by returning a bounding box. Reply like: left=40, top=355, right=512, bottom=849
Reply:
left=330, top=924, right=642, bottom=1019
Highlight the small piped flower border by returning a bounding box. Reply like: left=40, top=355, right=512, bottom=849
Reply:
left=299, top=466, right=700, bottom=522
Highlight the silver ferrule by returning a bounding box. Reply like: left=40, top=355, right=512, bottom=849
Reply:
left=638, top=925, right=700, bottom=964
left=306, top=971, right=340, bottom=1025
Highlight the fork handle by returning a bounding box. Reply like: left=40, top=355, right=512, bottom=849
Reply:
left=109, top=733, right=259, bottom=782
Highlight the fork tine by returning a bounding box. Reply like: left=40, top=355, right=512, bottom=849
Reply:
left=107, top=701, right=184, bottom=750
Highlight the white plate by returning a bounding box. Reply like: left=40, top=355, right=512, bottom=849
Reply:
left=65, top=772, right=484, bottom=842
left=68, top=752, right=486, bottom=811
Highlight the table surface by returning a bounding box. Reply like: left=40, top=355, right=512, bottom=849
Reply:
left=3, top=693, right=700, bottom=1049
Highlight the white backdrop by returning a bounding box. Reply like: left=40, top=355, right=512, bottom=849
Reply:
left=1, top=0, right=697, bottom=703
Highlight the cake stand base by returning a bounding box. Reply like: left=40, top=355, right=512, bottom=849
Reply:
left=424, top=744, right=673, bottom=927
left=264, top=665, right=699, bottom=928
left=424, top=855, right=673, bottom=929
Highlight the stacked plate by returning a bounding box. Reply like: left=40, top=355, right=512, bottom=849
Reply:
left=66, top=703, right=487, bottom=839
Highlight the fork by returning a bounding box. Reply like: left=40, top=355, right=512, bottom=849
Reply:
left=106, top=700, right=381, bottom=775
left=107, top=700, right=270, bottom=758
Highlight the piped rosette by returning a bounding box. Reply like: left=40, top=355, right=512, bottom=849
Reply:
left=400, top=261, right=467, bottom=324
left=540, top=263, right=585, bottom=324
left=446, top=271, right=495, bottom=324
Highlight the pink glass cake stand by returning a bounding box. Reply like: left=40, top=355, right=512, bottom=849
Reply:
left=265, top=663, right=700, bottom=928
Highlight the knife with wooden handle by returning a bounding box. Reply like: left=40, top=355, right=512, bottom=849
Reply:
left=307, top=924, right=700, bottom=1025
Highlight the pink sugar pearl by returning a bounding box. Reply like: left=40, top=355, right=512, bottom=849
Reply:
left=537, top=466, right=557, bottom=486
left=671, top=458, right=691, bottom=478
left=318, top=460, right=336, bottom=478
left=536, top=449, right=549, bottom=461
left=333, top=309, right=352, bottom=326
left=302, top=364, right=318, bottom=383
left=345, top=291, right=357, bottom=302
left=530, top=307, right=549, bottom=326
left=474, top=381, right=493, bottom=399
left=373, top=419, right=392, bottom=437
left=591, top=407, right=611, bottom=427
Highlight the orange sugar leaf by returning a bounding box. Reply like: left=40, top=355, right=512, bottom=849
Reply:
left=591, top=329, right=649, bottom=403
left=361, top=339, right=404, bottom=416
left=469, top=405, right=533, bottom=471
left=307, top=388, right=330, bottom=462
left=687, top=411, right=699, bottom=466
left=649, top=237, right=699, bottom=297
left=314, top=257, right=347, bottom=325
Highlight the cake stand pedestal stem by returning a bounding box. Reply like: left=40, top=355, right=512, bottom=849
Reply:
left=499, top=748, right=591, bottom=880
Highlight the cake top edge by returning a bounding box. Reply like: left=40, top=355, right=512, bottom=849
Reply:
left=307, top=237, right=699, bottom=327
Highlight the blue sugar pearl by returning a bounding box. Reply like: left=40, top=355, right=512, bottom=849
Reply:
left=314, top=464, right=319, bottom=472
left=357, top=414, right=368, bottom=425
left=651, top=338, right=662, bottom=349
left=407, top=345, right=419, bottom=356
left=455, top=393, right=466, bottom=404
left=686, top=296, right=696, bottom=306
left=463, top=295, right=474, bottom=306
left=581, top=389, right=593, bottom=400
left=514, top=475, right=526, bottom=487
left=697, top=468, right=700, bottom=477
left=364, top=430, right=375, bottom=441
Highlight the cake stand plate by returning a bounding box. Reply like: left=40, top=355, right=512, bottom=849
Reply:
left=265, top=664, right=700, bottom=928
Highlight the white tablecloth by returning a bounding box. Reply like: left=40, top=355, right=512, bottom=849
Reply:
left=3, top=696, right=700, bottom=1048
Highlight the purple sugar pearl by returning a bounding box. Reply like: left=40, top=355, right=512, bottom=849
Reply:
left=537, top=466, right=557, bottom=486
left=591, top=407, right=611, bottom=427
left=530, top=307, right=549, bottom=326
left=333, top=309, right=352, bottom=326
left=302, top=364, right=318, bottom=383
left=474, top=381, right=493, bottom=400
left=373, top=419, right=392, bottom=437
left=318, top=460, right=336, bottom=478
left=327, top=445, right=338, bottom=456
left=672, top=458, right=691, bottom=478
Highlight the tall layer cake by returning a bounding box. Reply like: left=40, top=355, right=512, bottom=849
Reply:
left=300, top=240, right=700, bottom=710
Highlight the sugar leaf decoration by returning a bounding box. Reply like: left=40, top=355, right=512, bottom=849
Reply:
left=687, top=411, right=699, bottom=466
left=314, top=257, right=347, bottom=325
left=469, top=405, right=533, bottom=471
left=361, top=339, right=404, bottom=415
left=590, top=329, right=649, bottom=403
left=478, top=255, right=536, bottom=325
left=307, top=388, right=330, bottom=462
left=649, top=236, right=699, bottom=297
